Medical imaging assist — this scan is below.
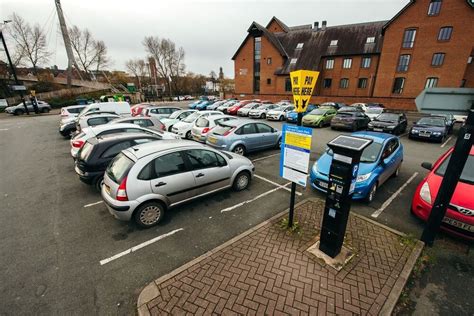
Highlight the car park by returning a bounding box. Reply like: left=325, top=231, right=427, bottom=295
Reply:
left=109, top=116, right=166, bottom=131
left=217, top=100, right=238, bottom=112
left=266, top=105, right=295, bottom=121
left=331, top=111, right=371, bottom=131
left=412, top=146, right=474, bottom=241
left=365, top=107, right=384, bottom=120
left=431, top=113, right=455, bottom=134
left=409, top=116, right=449, bottom=143
left=367, top=112, right=407, bottom=135
left=301, top=108, right=337, bottom=127
left=206, top=120, right=281, bottom=155
left=60, top=105, right=87, bottom=119
left=286, top=104, right=317, bottom=123
left=237, top=102, right=261, bottom=117
left=195, top=100, right=216, bottom=111
left=188, top=100, right=203, bottom=109
left=75, top=133, right=161, bottom=191
left=226, top=100, right=253, bottom=115
left=171, top=110, right=222, bottom=139
left=101, top=140, right=255, bottom=227
left=310, top=132, right=403, bottom=202
left=206, top=100, right=226, bottom=110
left=191, top=115, right=236, bottom=143
left=144, top=106, right=181, bottom=119
left=5, top=100, right=51, bottom=115
left=248, top=104, right=278, bottom=119
left=78, top=101, right=131, bottom=116
left=160, top=109, right=196, bottom=131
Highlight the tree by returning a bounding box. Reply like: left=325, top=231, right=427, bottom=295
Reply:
left=125, top=58, right=147, bottom=89
left=93, top=40, right=110, bottom=73
left=8, top=13, right=50, bottom=74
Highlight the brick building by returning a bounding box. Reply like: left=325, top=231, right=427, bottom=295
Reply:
left=232, top=0, right=474, bottom=110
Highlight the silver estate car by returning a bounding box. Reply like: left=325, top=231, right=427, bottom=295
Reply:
left=248, top=104, right=278, bottom=119
left=101, top=140, right=255, bottom=227
left=206, top=120, right=281, bottom=155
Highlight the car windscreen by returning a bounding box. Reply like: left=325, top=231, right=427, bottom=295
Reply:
left=168, top=111, right=182, bottom=119
left=69, top=107, right=85, bottom=114
left=79, top=141, right=94, bottom=160
left=184, top=112, right=200, bottom=123
left=212, top=124, right=233, bottom=135
left=435, top=153, right=474, bottom=184
left=106, top=153, right=134, bottom=184
left=243, top=103, right=257, bottom=108
left=309, top=109, right=327, bottom=115
left=376, top=113, right=398, bottom=122
left=366, top=108, right=384, bottom=114
left=417, top=117, right=445, bottom=127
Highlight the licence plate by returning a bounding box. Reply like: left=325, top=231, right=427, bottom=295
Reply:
left=442, top=217, right=474, bottom=232
left=104, top=184, right=111, bottom=195
left=208, top=136, right=217, bottom=144
left=318, top=181, right=329, bottom=189
left=419, top=132, right=431, bottom=137
left=374, top=128, right=383, bottom=132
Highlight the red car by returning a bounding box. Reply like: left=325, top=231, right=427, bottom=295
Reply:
left=227, top=100, right=252, bottom=115
left=131, top=103, right=152, bottom=116
left=412, top=146, right=474, bottom=241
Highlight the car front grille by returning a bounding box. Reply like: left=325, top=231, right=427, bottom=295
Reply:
left=419, top=130, right=431, bottom=137
left=449, top=204, right=474, bottom=217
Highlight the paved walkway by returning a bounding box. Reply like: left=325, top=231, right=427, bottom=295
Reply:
left=138, top=199, right=423, bottom=315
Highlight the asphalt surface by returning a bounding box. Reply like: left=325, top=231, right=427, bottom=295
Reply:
left=0, top=106, right=470, bottom=315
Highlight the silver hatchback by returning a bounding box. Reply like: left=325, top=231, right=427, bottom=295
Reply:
left=101, top=140, right=255, bottom=227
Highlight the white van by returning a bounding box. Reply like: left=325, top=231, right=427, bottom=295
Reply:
left=78, top=101, right=131, bottom=117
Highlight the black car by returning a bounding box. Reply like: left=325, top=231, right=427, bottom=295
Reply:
left=409, top=116, right=449, bottom=143
left=75, top=133, right=160, bottom=191
left=367, top=112, right=408, bottom=135
left=330, top=111, right=371, bottom=131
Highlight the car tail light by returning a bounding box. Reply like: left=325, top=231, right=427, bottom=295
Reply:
left=161, top=124, right=166, bottom=131
left=223, top=127, right=235, bottom=136
left=72, top=140, right=85, bottom=148
left=117, top=177, right=128, bottom=201
left=60, top=109, right=67, bottom=116
left=202, top=127, right=210, bottom=134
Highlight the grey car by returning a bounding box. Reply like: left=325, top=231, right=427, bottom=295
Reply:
left=110, top=116, right=165, bottom=131
left=206, top=120, right=281, bottom=155
left=248, top=104, right=278, bottom=119
left=101, top=140, right=255, bottom=227
left=5, top=100, right=51, bottom=115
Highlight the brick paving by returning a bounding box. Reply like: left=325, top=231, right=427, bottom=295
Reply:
left=139, top=199, right=421, bottom=315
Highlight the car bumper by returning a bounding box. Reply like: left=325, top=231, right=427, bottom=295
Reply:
left=191, top=132, right=207, bottom=143
left=287, top=117, right=297, bottom=123
left=75, top=165, right=101, bottom=184
left=367, top=127, right=396, bottom=133
left=266, top=115, right=280, bottom=121
left=101, top=186, right=137, bottom=221
left=309, top=169, right=370, bottom=200
left=70, top=147, right=80, bottom=158
left=248, top=113, right=261, bottom=118
left=330, top=122, right=353, bottom=130
left=237, top=112, right=248, bottom=117
left=409, top=132, right=444, bottom=141
left=206, top=141, right=229, bottom=151
left=172, top=128, right=189, bottom=138
left=302, top=121, right=319, bottom=126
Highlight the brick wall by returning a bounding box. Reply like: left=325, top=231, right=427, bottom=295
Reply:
left=260, top=37, right=285, bottom=95
left=234, top=36, right=255, bottom=95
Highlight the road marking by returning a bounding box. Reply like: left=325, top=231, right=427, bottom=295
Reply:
left=251, top=153, right=280, bottom=162
left=0, top=128, right=8, bottom=131
left=440, top=136, right=452, bottom=148
left=254, top=174, right=303, bottom=196
left=221, top=182, right=293, bottom=213
left=84, top=201, right=103, bottom=208
left=371, top=172, right=419, bottom=218
left=99, top=228, right=184, bottom=265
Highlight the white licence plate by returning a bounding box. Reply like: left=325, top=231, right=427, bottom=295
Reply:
left=374, top=128, right=383, bottom=132
left=419, top=132, right=431, bottom=137
left=442, top=217, right=474, bottom=232
left=318, top=181, right=329, bottom=189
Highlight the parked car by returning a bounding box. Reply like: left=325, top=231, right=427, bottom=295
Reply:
left=286, top=104, right=318, bottom=123
left=226, top=100, right=253, bottom=115
left=331, top=111, right=371, bottom=131
left=248, top=104, right=278, bottom=119
left=5, top=100, right=51, bottom=115
left=409, top=116, right=449, bottom=143
left=60, top=105, right=87, bottom=119
left=337, top=106, right=363, bottom=113
left=109, top=116, right=166, bottom=131
left=266, top=105, right=295, bottom=121
left=191, top=115, right=236, bottom=143
left=196, top=100, right=216, bottom=111
left=101, top=140, right=255, bottom=227
left=365, top=107, right=385, bottom=120
left=171, top=110, right=222, bottom=139
left=319, top=102, right=346, bottom=110
left=206, top=120, right=281, bottom=156
left=367, top=112, right=408, bottom=135
left=310, top=132, right=404, bottom=202
left=75, top=133, right=161, bottom=191
left=349, top=103, right=369, bottom=112
left=217, top=100, right=238, bottom=112
left=59, top=112, right=119, bottom=138
left=412, top=146, right=473, bottom=241
left=431, top=113, right=456, bottom=134
left=188, top=100, right=203, bottom=109
left=131, top=103, right=153, bottom=116
left=206, top=100, right=226, bottom=110
left=160, top=109, right=196, bottom=131
left=302, top=108, right=337, bottom=127
left=237, top=102, right=261, bottom=117
left=144, top=106, right=181, bottom=119
left=77, top=101, right=131, bottom=116
left=367, top=103, right=385, bottom=108
left=76, top=113, right=121, bottom=133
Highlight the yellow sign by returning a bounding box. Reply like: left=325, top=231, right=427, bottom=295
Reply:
left=290, top=70, right=319, bottom=113
left=285, top=132, right=312, bottom=150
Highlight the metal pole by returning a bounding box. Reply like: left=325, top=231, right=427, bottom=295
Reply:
left=420, top=110, right=473, bottom=246
left=0, top=30, right=29, bottom=114
left=288, top=111, right=303, bottom=227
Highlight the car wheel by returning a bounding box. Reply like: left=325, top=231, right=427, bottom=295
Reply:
left=261, top=113, right=266, bottom=119
left=134, top=201, right=165, bottom=228
left=14, top=109, right=24, bottom=115
left=393, top=164, right=401, bottom=178
left=365, top=182, right=377, bottom=203
left=233, top=171, right=251, bottom=191
left=185, top=131, right=192, bottom=140
left=41, top=108, right=50, bottom=113
left=232, top=145, right=246, bottom=156
left=94, top=175, right=104, bottom=192
left=279, top=115, right=284, bottom=121
left=318, top=121, right=324, bottom=128
left=275, top=138, right=282, bottom=149
left=168, top=125, right=173, bottom=132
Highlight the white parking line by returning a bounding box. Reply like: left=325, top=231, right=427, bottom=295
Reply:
left=84, top=201, right=103, bottom=208
left=440, top=136, right=452, bottom=148
left=251, top=153, right=280, bottom=162
left=254, top=174, right=302, bottom=196
left=0, top=128, right=9, bottom=131
left=99, top=228, right=184, bottom=265
left=221, top=182, right=292, bottom=213
left=371, top=172, right=419, bottom=218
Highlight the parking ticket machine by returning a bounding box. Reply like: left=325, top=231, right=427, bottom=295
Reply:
left=319, top=135, right=373, bottom=258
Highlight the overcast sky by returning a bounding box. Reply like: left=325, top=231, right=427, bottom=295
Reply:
left=2, top=0, right=408, bottom=78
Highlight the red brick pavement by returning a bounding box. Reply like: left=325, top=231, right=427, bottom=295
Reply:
left=139, top=199, right=421, bottom=315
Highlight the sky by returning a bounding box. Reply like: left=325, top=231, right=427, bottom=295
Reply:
left=1, top=0, right=408, bottom=78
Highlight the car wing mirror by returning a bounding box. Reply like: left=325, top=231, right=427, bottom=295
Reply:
left=421, top=162, right=433, bottom=171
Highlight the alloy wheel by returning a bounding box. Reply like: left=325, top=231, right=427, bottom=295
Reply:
left=139, top=206, right=161, bottom=226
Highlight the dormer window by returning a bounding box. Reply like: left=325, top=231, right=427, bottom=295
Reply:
left=296, top=43, right=304, bottom=49
left=329, top=40, right=338, bottom=46
left=366, top=37, right=375, bottom=44
left=290, top=58, right=297, bottom=64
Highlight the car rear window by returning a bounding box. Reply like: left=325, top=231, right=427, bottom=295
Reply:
left=68, top=107, right=84, bottom=114
left=196, top=117, right=209, bottom=127
left=106, top=153, right=134, bottom=184
left=435, top=153, right=474, bottom=184
left=79, top=142, right=94, bottom=161
left=212, top=124, right=233, bottom=135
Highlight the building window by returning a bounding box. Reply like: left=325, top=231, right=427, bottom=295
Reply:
left=425, top=77, right=438, bottom=88
left=296, top=43, right=304, bottom=49
left=290, top=58, right=297, bottom=64
left=431, top=53, right=445, bottom=66
left=397, top=54, right=411, bottom=72
left=330, top=40, right=338, bottom=46
left=428, top=0, right=442, bottom=16
left=392, top=77, right=405, bottom=94
left=323, top=78, right=332, bottom=88
left=253, top=37, right=261, bottom=93
left=361, top=57, right=371, bottom=68
left=343, top=58, right=352, bottom=69
left=267, top=58, right=272, bottom=65
left=267, top=78, right=272, bottom=85
left=326, top=59, right=334, bottom=69
left=402, top=29, right=417, bottom=48
left=438, top=27, right=453, bottom=41
left=358, top=78, right=368, bottom=89
left=285, top=78, right=292, bottom=92
left=339, top=78, right=349, bottom=89
left=366, top=37, right=375, bottom=44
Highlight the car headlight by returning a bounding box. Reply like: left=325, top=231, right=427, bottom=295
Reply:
left=420, top=182, right=432, bottom=204
left=312, top=162, right=318, bottom=173
left=411, top=129, right=419, bottom=133
left=387, top=125, right=395, bottom=129
left=356, top=173, right=371, bottom=183
left=433, top=132, right=441, bottom=136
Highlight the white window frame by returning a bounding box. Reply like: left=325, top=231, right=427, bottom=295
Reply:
left=296, top=43, right=304, bottom=49
left=343, top=58, right=352, bottom=69
left=290, top=58, right=297, bottom=64
left=366, top=37, right=375, bottom=44
left=329, top=40, right=338, bottom=46
left=326, top=59, right=334, bottom=69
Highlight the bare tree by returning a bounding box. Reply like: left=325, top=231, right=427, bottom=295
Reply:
left=125, top=58, right=147, bottom=89
left=8, top=13, right=50, bottom=74
left=93, top=40, right=110, bottom=72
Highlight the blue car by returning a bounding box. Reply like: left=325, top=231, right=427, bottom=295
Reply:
left=188, top=100, right=203, bottom=109
left=286, top=104, right=318, bottom=123
left=196, top=100, right=215, bottom=111
left=310, top=132, right=403, bottom=203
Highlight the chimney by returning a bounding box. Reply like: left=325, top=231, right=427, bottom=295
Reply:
left=322, top=20, right=327, bottom=30
left=314, top=21, right=319, bottom=30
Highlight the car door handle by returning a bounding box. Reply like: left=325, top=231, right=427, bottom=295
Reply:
left=195, top=173, right=205, bottom=178
left=155, top=182, right=167, bottom=187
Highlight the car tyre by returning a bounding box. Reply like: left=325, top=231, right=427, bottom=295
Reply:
left=275, top=138, right=282, bottom=149
left=318, top=121, right=324, bottom=128
left=185, top=131, right=192, bottom=140
left=261, top=113, right=266, bottom=119
left=168, top=125, right=173, bottom=132
left=14, top=109, right=24, bottom=115
left=41, top=108, right=50, bottom=113
left=134, top=201, right=165, bottom=228
left=365, top=182, right=377, bottom=203
left=279, top=115, right=284, bottom=121
left=94, top=175, right=104, bottom=192
left=393, top=164, right=401, bottom=178
left=233, top=171, right=251, bottom=191
left=232, top=145, right=246, bottom=156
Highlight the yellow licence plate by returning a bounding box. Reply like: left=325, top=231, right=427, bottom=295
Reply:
left=105, top=184, right=111, bottom=195
left=208, top=136, right=217, bottom=144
